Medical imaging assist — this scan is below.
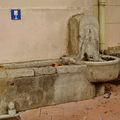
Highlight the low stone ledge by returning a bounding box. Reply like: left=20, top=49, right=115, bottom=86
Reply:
left=0, top=114, right=20, bottom=120
left=34, top=66, right=57, bottom=76
left=0, top=59, right=60, bottom=69
left=0, top=68, right=34, bottom=79
left=7, top=69, right=35, bottom=78
left=56, top=65, right=87, bottom=74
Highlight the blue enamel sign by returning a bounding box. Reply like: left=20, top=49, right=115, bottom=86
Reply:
left=11, top=9, right=21, bottom=20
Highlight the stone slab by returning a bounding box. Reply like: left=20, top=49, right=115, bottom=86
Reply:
left=0, top=114, right=20, bottom=120
left=54, top=73, right=95, bottom=104
left=34, top=66, right=56, bottom=76
left=6, top=69, right=34, bottom=78
left=0, top=68, right=34, bottom=79
left=56, top=65, right=88, bottom=74
left=0, top=59, right=60, bottom=69
left=0, top=75, right=57, bottom=115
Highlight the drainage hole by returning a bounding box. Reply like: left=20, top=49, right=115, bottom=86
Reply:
left=10, top=82, right=15, bottom=86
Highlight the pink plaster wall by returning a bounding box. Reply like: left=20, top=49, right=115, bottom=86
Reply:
left=0, top=0, right=92, bottom=63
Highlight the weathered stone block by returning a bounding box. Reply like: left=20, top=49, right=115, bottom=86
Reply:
left=0, top=65, right=95, bottom=115
left=6, top=69, right=34, bottom=78
left=0, top=70, right=7, bottom=79
left=0, top=68, right=34, bottom=79
left=0, top=75, right=57, bottom=115
left=0, top=115, right=21, bottom=120
left=68, top=14, right=84, bottom=55
left=0, top=114, right=20, bottom=120
left=1, top=59, right=60, bottom=69
left=54, top=66, right=95, bottom=103
left=56, top=65, right=87, bottom=74
left=34, top=66, right=57, bottom=76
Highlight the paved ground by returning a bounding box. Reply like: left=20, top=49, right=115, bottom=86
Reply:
left=19, top=83, right=120, bottom=120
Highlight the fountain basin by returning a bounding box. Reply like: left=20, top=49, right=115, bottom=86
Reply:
left=84, top=55, right=120, bottom=82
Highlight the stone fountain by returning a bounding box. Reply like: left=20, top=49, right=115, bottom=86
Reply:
left=0, top=14, right=119, bottom=119
left=68, top=14, right=120, bottom=82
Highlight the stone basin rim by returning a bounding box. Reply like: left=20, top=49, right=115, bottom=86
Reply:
left=84, top=55, right=120, bottom=66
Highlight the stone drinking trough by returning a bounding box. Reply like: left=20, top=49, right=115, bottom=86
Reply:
left=0, top=60, right=95, bottom=115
